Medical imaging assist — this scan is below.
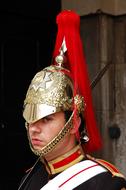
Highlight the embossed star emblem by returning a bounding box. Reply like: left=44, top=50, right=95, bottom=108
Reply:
left=30, top=71, right=52, bottom=91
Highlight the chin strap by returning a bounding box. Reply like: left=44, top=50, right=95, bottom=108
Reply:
left=28, top=110, right=75, bottom=156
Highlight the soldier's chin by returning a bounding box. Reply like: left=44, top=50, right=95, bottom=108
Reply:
left=29, top=143, right=41, bottom=155
left=32, top=144, right=41, bottom=149
left=29, top=142, right=47, bottom=156
left=32, top=145, right=43, bottom=152
left=32, top=147, right=42, bottom=156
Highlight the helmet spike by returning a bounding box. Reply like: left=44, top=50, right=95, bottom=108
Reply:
left=55, top=37, right=67, bottom=67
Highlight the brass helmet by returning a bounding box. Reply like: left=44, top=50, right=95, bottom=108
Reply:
left=23, top=45, right=85, bottom=156
left=23, top=61, right=84, bottom=124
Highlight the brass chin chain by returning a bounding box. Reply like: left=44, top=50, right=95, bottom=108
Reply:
left=27, top=111, right=74, bottom=156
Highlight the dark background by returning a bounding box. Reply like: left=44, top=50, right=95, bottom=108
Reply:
left=0, top=1, right=61, bottom=189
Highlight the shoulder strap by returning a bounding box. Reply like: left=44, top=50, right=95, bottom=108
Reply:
left=96, top=159, right=125, bottom=178
left=86, top=154, right=125, bottom=178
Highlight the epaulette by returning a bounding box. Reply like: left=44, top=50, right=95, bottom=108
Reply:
left=86, top=154, right=125, bottom=179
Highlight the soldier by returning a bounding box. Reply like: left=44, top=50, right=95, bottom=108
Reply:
left=18, top=10, right=126, bottom=190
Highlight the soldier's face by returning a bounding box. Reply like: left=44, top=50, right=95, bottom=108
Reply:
left=27, top=111, right=66, bottom=152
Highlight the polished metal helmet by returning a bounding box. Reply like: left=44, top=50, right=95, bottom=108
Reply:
left=23, top=51, right=85, bottom=156
left=23, top=63, right=84, bottom=124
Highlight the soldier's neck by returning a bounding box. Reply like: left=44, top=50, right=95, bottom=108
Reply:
left=41, top=144, right=85, bottom=175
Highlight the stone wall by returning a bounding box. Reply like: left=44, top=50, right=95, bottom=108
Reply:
left=80, top=13, right=126, bottom=175
left=113, top=16, right=126, bottom=175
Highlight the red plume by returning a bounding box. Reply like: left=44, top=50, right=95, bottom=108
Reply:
left=53, top=10, right=102, bottom=153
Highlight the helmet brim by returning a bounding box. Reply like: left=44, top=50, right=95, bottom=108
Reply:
left=23, top=103, right=57, bottom=123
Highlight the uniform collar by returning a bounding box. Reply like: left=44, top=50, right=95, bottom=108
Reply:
left=44, top=145, right=85, bottom=174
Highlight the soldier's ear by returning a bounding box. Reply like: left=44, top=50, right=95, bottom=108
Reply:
left=70, top=116, right=81, bottom=134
